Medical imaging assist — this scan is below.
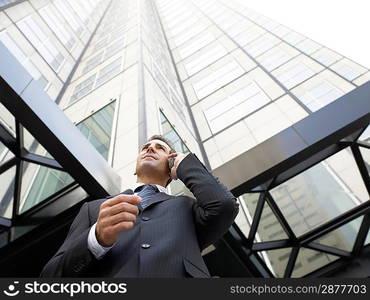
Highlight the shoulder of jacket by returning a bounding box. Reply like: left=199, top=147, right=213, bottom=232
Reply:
left=175, top=194, right=196, bottom=205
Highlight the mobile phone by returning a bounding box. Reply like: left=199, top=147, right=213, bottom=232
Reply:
left=168, top=157, right=175, bottom=169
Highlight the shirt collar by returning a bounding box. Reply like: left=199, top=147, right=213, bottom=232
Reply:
left=134, top=182, right=168, bottom=194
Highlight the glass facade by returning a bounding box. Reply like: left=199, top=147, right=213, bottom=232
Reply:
left=0, top=0, right=369, bottom=278
left=20, top=102, right=116, bottom=213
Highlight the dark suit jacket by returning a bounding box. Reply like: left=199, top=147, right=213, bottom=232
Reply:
left=40, top=154, right=239, bottom=278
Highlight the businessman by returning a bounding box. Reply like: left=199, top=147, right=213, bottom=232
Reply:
left=40, top=135, right=239, bottom=277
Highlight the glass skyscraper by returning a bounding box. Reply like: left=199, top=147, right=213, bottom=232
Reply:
left=0, top=0, right=369, bottom=277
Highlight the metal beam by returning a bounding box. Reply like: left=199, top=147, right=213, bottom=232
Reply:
left=305, top=242, right=352, bottom=258
left=0, top=55, right=121, bottom=198
left=351, top=144, right=370, bottom=195
left=0, top=156, right=16, bottom=175
left=284, top=247, right=299, bottom=278
left=214, top=82, right=370, bottom=194
left=352, top=214, right=370, bottom=255
left=270, top=143, right=347, bottom=189
left=265, top=192, right=297, bottom=240
left=252, top=239, right=291, bottom=251
left=21, top=152, right=63, bottom=171
left=298, top=200, right=370, bottom=244
left=0, top=123, right=17, bottom=154
left=0, top=217, right=11, bottom=227
left=247, top=193, right=265, bottom=243
left=12, top=159, right=22, bottom=218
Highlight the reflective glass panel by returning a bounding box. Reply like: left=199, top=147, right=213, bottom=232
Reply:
left=264, top=247, right=291, bottom=278
left=0, top=140, right=6, bottom=159
left=76, top=102, right=116, bottom=160
left=0, top=165, right=15, bottom=219
left=314, top=216, right=363, bottom=252
left=270, top=157, right=363, bottom=236
left=359, top=147, right=370, bottom=176
left=358, top=126, right=370, bottom=142
left=20, top=162, right=74, bottom=213
left=0, top=32, right=48, bottom=89
left=298, top=80, right=344, bottom=112
left=256, top=201, right=288, bottom=242
left=160, top=111, right=190, bottom=195
left=365, top=229, right=370, bottom=245
left=291, top=248, right=338, bottom=277
left=19, top=102, right=116, bottom=213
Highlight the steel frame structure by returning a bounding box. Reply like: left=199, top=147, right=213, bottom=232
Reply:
left=214, top=82, right=370, bottom=277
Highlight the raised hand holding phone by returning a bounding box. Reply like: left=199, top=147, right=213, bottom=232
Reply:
left=168, top=152, right=186, bottom=180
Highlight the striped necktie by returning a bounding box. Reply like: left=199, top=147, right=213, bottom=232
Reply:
left=134, top=184, right=159, bottom=210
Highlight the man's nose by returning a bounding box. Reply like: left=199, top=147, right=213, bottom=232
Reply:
left=146, top=145, right=155, bottom=153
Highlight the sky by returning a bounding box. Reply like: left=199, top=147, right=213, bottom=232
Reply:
left=243, top=0, right=370, bottom=69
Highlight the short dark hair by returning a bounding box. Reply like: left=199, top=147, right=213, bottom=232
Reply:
left=147, top=134, right=176, bottom=154
left=147, top=135, right=175, bottom=187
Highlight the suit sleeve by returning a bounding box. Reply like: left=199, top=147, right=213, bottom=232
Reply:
left=176, top=153, right=239, bottom=250
left=40, top=202, right=97, bottom=277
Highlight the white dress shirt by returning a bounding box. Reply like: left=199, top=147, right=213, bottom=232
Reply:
left=87, top=183, right=168, bottom=259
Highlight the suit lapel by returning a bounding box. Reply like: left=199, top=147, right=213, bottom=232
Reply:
left=142, top=192, right=172, bottom=211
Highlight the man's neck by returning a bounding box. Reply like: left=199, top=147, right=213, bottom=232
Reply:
left=136, top=176, right=167, bottom=188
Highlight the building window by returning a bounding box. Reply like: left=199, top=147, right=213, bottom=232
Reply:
left=204, top=81, right=271, bottom=133
left=160, top=111, right=190, bottom=154
left=0, top=32, right=48, bottom=89
left=104, top=37, right=125, bottom=60
left=76, top=102, right=116, bottom=160
left=82, top=52, right=103, bottom=74
left=159, top=111, right=190, bottom=196
left=178, top=33, right=215, bottom=60
left=39, top=4, right=76, bottom=51
left=271, top=25, right=290, bottom=38
left=67, top=0, right=90, bottom=25
left=298, top=81, right=344, bottom=112
left=312, top=48, right=342, bottom=67
left=96, top=57, right=122, bottom=86
left=243, top=33, right=280, bottom=57
left=70, top=73, right=96, bottom=103
left=110, top=24, right=128, bottom=39
left=17, top=17, right=65, bottom=72
left=184, top=44, right=227, bottom=76
left=225, top=22, right=251, bottom=38
left=283, top=31, right=305, bottom=46
left=192, top=61, right=244, bottom=100
left=295, top=39, right=322, bottom=55
left=53, top=0, right=84, bottom=37
left=233, top=26, right=264, bottom=47
left=170, top=16, right=198, bottom=36
left=93, top=37, right=109, bottom=52
left=20, top=102, right=116, bottom=213
left=275, top=63, right=315, bottom=89
left=258, top=48, right=294, bottom=72
left=332, top=64, right=365, bottom=81
left=172, top=23, right=205, bottom=47
left=0, top=0, right=19, bottom=8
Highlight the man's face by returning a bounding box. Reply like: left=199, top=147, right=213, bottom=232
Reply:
left=135, top=139, right=172, bottom=178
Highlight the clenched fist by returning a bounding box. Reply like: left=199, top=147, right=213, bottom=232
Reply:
left=96, top=194, right=142, bottom=247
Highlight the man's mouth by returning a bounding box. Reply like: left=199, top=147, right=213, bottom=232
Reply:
left=143, top=155, right=156, bottom=160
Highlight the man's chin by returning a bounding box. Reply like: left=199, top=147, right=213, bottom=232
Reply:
left=140, top=160, right=159, bottom=170
left=138, top=161, right=166, bottom=174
